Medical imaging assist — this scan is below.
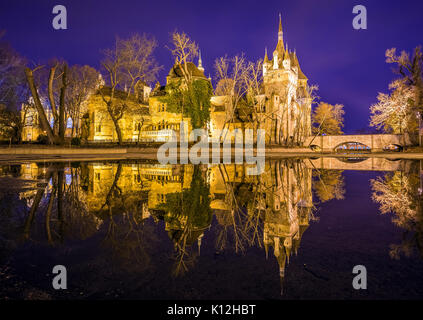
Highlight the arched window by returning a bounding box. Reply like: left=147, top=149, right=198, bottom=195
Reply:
left=66, top=118, right=73, bottom=129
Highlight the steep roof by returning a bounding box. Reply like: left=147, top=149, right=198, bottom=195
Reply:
left=290, top=52, right=308, bottom=80
left=168, top=62, right=207, bottom=79
left=96, top=86, right=149, bottom=104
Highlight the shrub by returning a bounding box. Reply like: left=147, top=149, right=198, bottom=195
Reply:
left=36, top=134, right=48, bottom=145
left=71, top=137, right=81, bottom=146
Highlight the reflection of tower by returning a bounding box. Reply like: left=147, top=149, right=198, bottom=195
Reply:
left=198, top=233, right=204, bottom=255
left=262, top=160, right=312, bottom=294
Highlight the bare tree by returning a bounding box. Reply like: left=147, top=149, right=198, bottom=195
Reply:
left=25, top=66, right=57, bottom=144
left=386, top=47, right=423, bottom=116
left=100, top=34, right=161, bottom=144
left=66, top=65, right=100, bottom=137
left=168, top=31, right=199, bottom=85
left=377, top=47, right=423, bottom=145
left=370, top=79, right=416, bottom=135
left=214, top=54, right=249, bottom=139
left=24, top=59, right=69, bottom=145
left=0, top=41, right=30, bottom=142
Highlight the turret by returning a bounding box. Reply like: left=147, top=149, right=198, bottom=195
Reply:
left=97, top=73, right=105, bottom=88
left=263, top=47, right=269, bottom=76
left=282, top=48, right=291, bottom=70
left=198, top=50, right=204, bottom=73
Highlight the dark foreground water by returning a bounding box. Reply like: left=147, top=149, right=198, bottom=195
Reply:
left=0, top=158, right=422, bottom=300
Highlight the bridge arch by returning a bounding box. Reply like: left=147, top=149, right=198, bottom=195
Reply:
left=334, top=141, right=371, bottom=153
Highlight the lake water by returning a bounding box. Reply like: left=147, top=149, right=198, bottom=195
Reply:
left=0, top=158, right=422, bottom=300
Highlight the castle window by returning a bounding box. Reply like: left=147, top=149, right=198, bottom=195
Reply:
left=158, top=104, right=166, bottom=112
left=96, top=124, right=101, bottom=132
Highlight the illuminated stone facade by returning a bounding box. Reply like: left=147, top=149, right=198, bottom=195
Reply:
left=20, top=15, right=311, bottom=146
left=261, top=14, right=312, bottom=145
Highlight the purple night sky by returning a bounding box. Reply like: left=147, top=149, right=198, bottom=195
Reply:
left=1, top=0, right=422, bottom=133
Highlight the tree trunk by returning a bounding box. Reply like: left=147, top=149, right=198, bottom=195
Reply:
left=25, top=68, right=57, bottom=144
left=23, top=187, right=45, bottom=240
left=58, top=64, right=68, bottom=144
left=57, top=169, right=65, bottom=243
left=45, top=187, right=56, bottom=244
left=48, top=65, right=59, bottom=135
left=110, top=113, right=123, bottom=144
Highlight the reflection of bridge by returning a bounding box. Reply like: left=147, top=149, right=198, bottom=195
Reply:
left=305, top=134, right=411, bottom=152
left=305, top=157, right=409, bottom=171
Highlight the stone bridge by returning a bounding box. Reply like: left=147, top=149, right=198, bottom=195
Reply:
left=305, top=157, right=410, bottom=172
left=305, top=134, right=411, bottom=152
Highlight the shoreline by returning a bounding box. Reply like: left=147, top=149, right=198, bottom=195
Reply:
left=1, top=146, right=423, bottom=163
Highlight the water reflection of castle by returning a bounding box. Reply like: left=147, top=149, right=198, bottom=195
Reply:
left=14, top=160, right=313, bottom=290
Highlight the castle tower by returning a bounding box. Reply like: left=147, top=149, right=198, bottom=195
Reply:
left=260, top=14, right=311, bottom=146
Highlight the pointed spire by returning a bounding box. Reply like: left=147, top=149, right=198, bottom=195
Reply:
left=264, top=47, right=269, bottom=62
left=279, top=13, right=282, bottom=32
left=279, top=267, right=285, bottom=296
left=198, top=49, right=204, bottom=73
left=278, top=13, right=283, bottom=42
left=275, top=14, right=284, bottom=54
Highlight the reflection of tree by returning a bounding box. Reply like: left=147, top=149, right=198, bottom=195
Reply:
left=215, top=164, right=254, bottom=254
left=157, top=166, right=211, bottom=276
left=23, top=166, right=53, bottom=241
left=313, top=169, right=345, bottom=203
left=23, top=163, right=98, bottom=244
left=95, top=163, right=151, bottom=271
left=371, top=170, right=423, bottom=259
left=20, top=162, right=153, bottom=271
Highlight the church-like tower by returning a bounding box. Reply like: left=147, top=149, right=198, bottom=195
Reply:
left=261, top=14, right=311, bottom=146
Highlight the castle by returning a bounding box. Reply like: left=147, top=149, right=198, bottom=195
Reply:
left=21, top=15, right=312, bottom=147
